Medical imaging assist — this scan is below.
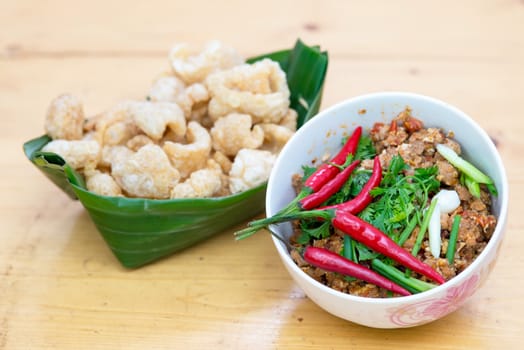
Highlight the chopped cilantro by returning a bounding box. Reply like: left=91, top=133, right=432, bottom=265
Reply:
left=354, top=135, right=376, bottom=160
left=298, top=220, right=331, bottom=244
left=301, top=164, right=317, bottom=182
left=361, top=155, right=440, bottom=238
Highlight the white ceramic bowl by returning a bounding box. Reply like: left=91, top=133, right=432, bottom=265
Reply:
left=266, top=92, right=508, bottom=328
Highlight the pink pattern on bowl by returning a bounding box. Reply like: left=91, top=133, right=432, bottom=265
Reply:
left=388, top=274, right=480, bottom=327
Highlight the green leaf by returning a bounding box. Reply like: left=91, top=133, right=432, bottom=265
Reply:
left=23, top=137, right=79, bottom=200
left=414, top=166, right=440, bottom=194
left=22, top=39, right=329, bottom=268
left=354, top=135, right=377, bottom=161
left=358, top=155, right=440, bottom=239
left=297, top=231, right=312, bottom=245
left=300, top=221, right=331, bottom=240
left=355, top=242, right=380, bottom=261
left=324, top=169, right=371, bottom=206
left=301, top=164, right=317, bottom=182
left=348, top=170, right=372, bottom=198
left=384, top=155, right=408, bottom=184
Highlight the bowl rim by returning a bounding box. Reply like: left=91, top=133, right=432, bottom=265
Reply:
left=268, top=91, right=509, bottom=304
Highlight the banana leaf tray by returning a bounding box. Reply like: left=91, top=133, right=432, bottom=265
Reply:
left=23, top=39, right=329, bottom=268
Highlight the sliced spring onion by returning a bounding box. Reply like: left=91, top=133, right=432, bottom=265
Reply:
left=428, top=189, right=461, bottom=258
left=397, top=215, right=418, bottom=246
left=463, top=174, right=481, bottom=198
left=412, top=198, right=438, bottom=256
left=433, top=189, right=461, bottom=214
left=371, top=259, right=437, bottom=294
left=343, top=235, right=354, bottom=262
left=436, top=142, right=499, bottom=197
left=446, top=215, right=462, bottom=265
left=428, top=200, right=442, bottom=258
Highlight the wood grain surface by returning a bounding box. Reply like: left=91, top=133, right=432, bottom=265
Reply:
left=1, top=0, right=523, bottom=348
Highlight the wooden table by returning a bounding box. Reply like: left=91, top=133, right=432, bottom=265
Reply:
left=2, top=0, right=522, bottom=348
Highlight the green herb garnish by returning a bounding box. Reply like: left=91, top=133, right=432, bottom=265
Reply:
left=360, top=155, right=440, bottom=237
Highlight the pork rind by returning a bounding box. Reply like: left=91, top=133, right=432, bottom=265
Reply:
left=212, top=151, right=233, bottom=174
left=88, top=101, right=135, bottom=146
left=163, top=121, right=212, bottom=178
left=170, top=160, right=223, bottom=198
left=259, top=123, right=294, bottom=153
left=128, top=101, right=186, bottom=141
left=210, top=113, right=264, bottom=156
left=126, top=134, right=154, bottom=152
left=45, top=94, right=85, bottom=140
left=42, top=139, right=100, bottom=170
left=148, top=76, right=210, bottom=121
left=279, top=108, right=298, bottom=132
left=185, top=83, right=211, bottom=124
left=148, top=75, right=187, bottom=103
left=102, top=120, right=139, bottom=146
left=85, top=170, right=122, bottom=197
left=169, top=40, right=244, bottom=84
left=229, top=149, right=276, bottom=194
left=40, top=41, right=297, bottom=200
left=100, top=145, right=134, bottom=169
left=206, top=58, right=290, bottom=123
left=111, top=144, right=180, bottom=199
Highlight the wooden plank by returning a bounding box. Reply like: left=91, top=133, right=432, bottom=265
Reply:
left=1, top=0, right=523, bottom=61
left=1, top=0, right=524, bottom=348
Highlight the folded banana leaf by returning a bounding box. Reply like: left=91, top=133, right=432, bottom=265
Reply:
left=23, top=39, right=328, bottom=268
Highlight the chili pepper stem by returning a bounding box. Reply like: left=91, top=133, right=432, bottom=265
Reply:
left=253, top=209, right=334, bottom=227
left=235, top=209, right=335, bottom=240
left=272, top=188, right=312, bottom=217
left=234, top=225, right=265, bottom=241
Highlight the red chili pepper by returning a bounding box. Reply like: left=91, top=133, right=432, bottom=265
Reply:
left=304, top=126, right=362, bottom=192
left=303, top=246, right=411, bottom=296
left=247, top=156, right=380, bottom=229
left=299, top=160, right=360, bottom=210
left=320, top=156, right=382, bottom=214
left=332, top=211, right=446, bottom=284
left=389, top=120, right=398, bottom=132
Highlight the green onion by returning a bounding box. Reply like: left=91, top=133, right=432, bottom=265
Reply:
left=464, top=175, right=481, bottom=198
left=371, top=259, right=437, bottom=294
left=436, top=143, right=497, bottom=196
left=412, top=198, right=438, bottom=256
left=397, top=215, right=418, bottom=246
left=446, top=215, right=462, bottom=265
left=343, top=235, right=358, bottom=263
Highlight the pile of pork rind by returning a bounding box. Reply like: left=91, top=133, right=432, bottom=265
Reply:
left=42, top=41, right=297, bottom=199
